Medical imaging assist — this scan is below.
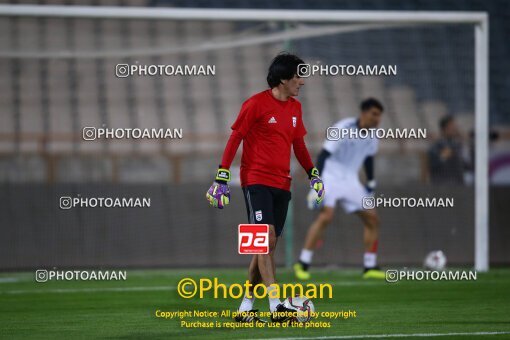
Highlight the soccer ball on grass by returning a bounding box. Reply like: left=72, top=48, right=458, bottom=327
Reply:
left=424, top=250, right=447, bottom=270
left=282, top=296, right=315, bottom=323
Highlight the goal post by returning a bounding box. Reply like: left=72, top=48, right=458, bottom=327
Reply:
left=0, top=5, right=489, bottom=271
left=474, top=17, right=489, bottom=272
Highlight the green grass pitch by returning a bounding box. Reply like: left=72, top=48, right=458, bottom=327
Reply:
left=1, top=268, right=510, bottom=339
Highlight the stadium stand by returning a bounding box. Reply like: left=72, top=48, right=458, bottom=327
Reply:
left=0, top=0, right=507, bottom=185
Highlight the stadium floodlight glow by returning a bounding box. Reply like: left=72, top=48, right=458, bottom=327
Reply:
left=0, top=4, right=489, bottom=272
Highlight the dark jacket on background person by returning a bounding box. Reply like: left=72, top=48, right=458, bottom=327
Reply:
left=428, top=138, right=464, bottom=185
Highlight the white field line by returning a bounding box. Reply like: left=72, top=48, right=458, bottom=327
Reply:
left=0, top=280, right=375, bottom=294
left=2, top=286, right=176, bottom=294
left=249, top=331, right=510, bottom=339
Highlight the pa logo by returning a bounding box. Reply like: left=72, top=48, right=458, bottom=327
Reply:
left=238, top=224, right=269, bottom=254
left=255, top=210, right=263, bottom=222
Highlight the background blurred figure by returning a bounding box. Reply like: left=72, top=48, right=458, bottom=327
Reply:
left=428, top=115, right=465, bottom=185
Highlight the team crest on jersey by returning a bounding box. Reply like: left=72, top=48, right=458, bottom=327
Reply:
left=268, top=117, right=277, bottom=124
left=255, top=210, right=263, bottom=222
left=292, top=116, right=297, bottom=127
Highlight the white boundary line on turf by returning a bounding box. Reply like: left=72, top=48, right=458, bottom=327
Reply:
left=0, top=280, right=378, bottom=294
left=2, top=286, right=176, bottom=294
left=251, top=331, right=510, bottom=340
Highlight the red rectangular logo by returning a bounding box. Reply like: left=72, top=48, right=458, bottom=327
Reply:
left=238, top=224, right=269, bottom=254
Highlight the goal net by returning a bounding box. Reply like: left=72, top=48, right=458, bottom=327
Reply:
left=0, top=5, right=489, bottom=271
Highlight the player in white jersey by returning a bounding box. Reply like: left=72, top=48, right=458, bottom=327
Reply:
left=294, top=98, right=385, bottom=280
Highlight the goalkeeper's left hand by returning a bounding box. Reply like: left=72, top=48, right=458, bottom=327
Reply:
left=307, top=189, right=323, bottom=210
left=308, top=167, right=325, bottom=206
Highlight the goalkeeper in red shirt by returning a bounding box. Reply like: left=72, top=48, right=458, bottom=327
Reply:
left=206, top=53, right=325, bottom=323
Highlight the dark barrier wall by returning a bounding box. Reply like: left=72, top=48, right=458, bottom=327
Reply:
left=0, top=184, right=508, bottom=270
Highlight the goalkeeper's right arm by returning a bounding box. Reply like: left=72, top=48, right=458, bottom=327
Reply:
left=220, top=130, right=243, bottom=170
left=206, top=130, right=243, bottom=209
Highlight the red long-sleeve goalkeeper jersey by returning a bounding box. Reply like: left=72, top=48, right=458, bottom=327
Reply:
left=221, top=89, right=313, bottom=191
